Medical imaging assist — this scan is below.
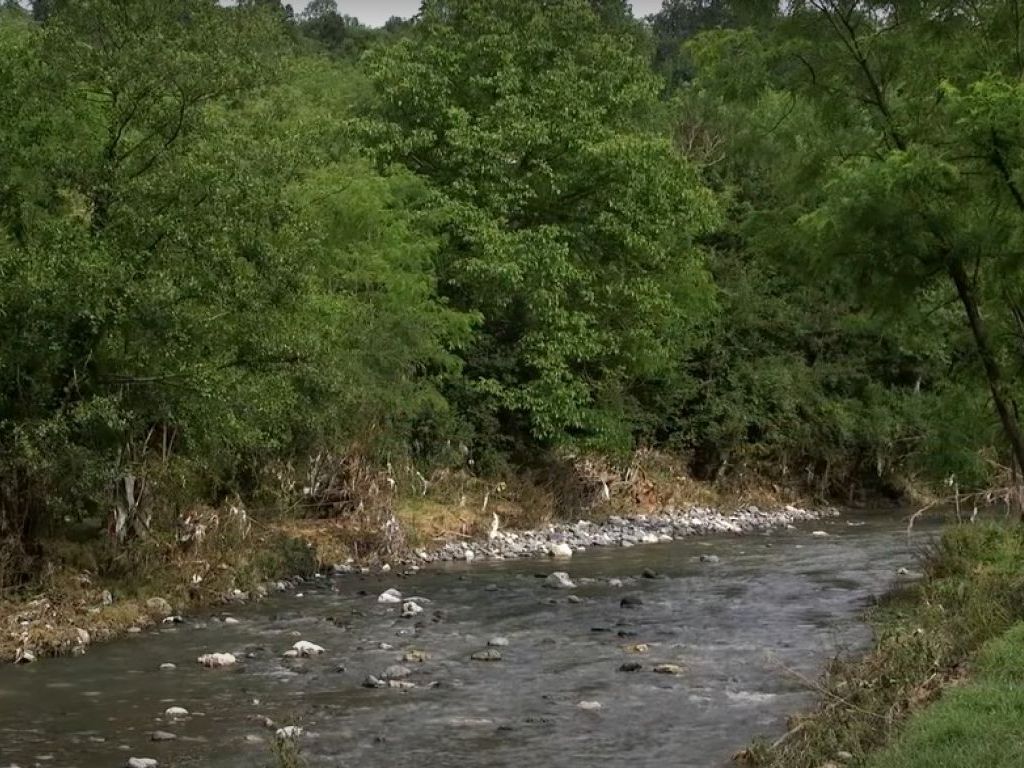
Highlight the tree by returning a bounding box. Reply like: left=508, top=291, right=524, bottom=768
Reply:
left=688, top=1, right=1024, bottom=486
left=651, top=0, right=735, bottom=87
left=361, top=0, right=719, bottom=457
left=0, top=0, right=464, bottom=548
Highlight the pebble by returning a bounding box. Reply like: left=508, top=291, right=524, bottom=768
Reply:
left=383, top=665, right=412, bottom=680
left=653, top=664, right=685, bottom=675
left=164, top=707, right=189, bottom=718
left=471, top=649, right=502, bottom=662
left=196, top=652, right=236, bottom=668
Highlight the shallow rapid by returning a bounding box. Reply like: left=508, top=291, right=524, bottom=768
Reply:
left=0, top=512, right=933, bottom=768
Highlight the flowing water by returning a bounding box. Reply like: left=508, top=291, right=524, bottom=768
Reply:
left=0, top=512, right=935, bottom=768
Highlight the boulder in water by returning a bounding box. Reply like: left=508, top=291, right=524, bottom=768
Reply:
left=378, top=588, right=403, bottom=604
left=653, top=664, right=685, bottom=675
left=401, top=600, right=424, bottom=618
left=127, top=759, right=158, bottom=768
left=292, top=640, right=325, bottom=657
left=276, top=725, right=303, bottom=740
left=197, top=652, right=236, bottom=668
left=544, top=572, right=576, bottom=589
left=383, top=665, right=412, bottom=680
left=549, top=542, right=573, bottom=558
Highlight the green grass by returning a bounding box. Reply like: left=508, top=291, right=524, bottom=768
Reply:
left=866, top=623, right=1024, bottom=768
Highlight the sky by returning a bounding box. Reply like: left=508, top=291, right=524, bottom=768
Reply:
left=292, top=1, right=665, bottom=27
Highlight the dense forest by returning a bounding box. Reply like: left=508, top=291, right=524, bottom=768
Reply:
left=2, top=0, right=1023, bottom=571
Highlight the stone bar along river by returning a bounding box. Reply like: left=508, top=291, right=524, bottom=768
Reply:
left=0, top=511, right=935, bottom=768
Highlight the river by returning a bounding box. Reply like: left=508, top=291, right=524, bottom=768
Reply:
left=0, top=512, right=932, bottom=768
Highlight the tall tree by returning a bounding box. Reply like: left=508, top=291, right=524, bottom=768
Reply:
left=362, top=0, right=719, bottom=457
left=688, top=0, right=1024, bottom=482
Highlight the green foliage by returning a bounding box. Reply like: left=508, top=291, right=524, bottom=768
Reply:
left=361, top=0, right=719, bottom=455
left=0, top=2, right=463, bottom=544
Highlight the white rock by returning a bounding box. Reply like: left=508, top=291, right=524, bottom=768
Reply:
left=401, top=601, right=424, bottom=618
left=282, top=649, right=300, bottom=659
left=197, top=652, right=236, bottom=668
left=381, top=563, right=391, bottom=573
left=159, top=663, right=176, bottom=671
left=126, top=759, right=158, bottom=768
left=578, top=700, right=603, bottom=711
left=544, top=572, right=577, bottom=589
left=292, top=640, right=325, bottom=657
left=463, top=549, right=476, bottom=562
left=14, top=649, right=36, bottom=664
left=275, top=726, right=303, bottom=740
left=487, top=637, right=509, bottom=647
left=549, top=542, right=574, bottom=558
left=377, top=588, right=403, bottom=604
left=223, top=617, right=240, bottom=625
left=811, top=530, right=830, bottom=538
left=164, top=706, right=189, bottom=718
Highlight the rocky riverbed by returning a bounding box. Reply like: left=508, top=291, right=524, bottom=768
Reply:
left=0, top=509, right=928, bottom=768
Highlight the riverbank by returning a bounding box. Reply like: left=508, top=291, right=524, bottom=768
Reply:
left=0, top=494, right=836, bottom=664
left=739, top=521, right=1024, bottom=768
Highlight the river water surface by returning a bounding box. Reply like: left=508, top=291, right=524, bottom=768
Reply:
left=0, top=512, right=933, bottom=768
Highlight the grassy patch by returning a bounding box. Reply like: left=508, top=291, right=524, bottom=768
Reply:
left=740, top=522, right=1024, bottom=768
left=866, top=623, right=1024, bottom=768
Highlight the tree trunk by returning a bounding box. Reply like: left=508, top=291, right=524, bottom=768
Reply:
left=948, top=260, right=1024, bottom=506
